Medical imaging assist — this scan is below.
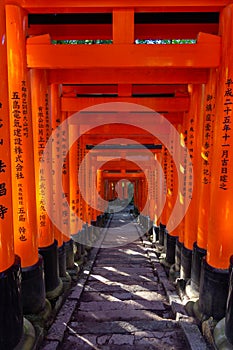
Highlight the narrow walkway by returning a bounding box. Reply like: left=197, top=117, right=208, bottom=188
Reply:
left=41, top=209, right=208, bottom=349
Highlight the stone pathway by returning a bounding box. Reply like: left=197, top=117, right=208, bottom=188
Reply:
left=41, top=210, right=208, bottom=350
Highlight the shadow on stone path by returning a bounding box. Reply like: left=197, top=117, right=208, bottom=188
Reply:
left=60, top=212, right=187, bottom=349
left=40, top=208, right=208, bottom=350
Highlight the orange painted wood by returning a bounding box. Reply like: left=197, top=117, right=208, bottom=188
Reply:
left=28, top=23, right=219, bottom=41
left=0, top=1, right=15, bottom=272
left=49, top=68, right=209, bottom=84
left=50, top=83, right=63, bottom=247
left=17, top=0, right=228, bottom=13
left=27, top=41, right=220, bottom=69
left=197, top=69, right=216, bottom=250
left=61, top=112, right=70, bottom=242
left=6, top=5, right=38, bottom=268
left=61, top=96, right=190, bottom=112
left=30, top=69, right=54, bottom=248
left=113, top=9, right=134, bottom=44
left=207, top=5, right=233, bottom=269
left=62, top=84, right=188, bottom=96
left=117, top=84, right=132, bottom=97
left=184, top=84, right=205, bottom=250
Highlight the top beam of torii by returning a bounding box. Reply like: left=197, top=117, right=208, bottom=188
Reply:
left=5, top=0, right=230, bottom=13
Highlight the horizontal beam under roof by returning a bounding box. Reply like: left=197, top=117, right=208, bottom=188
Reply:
left=15, top=0, right=229, bottom=13
left=61, top=96, right=189, bottom=112
left=28, top=23, right=219, bottom=40
left=49, top=68, right=209, bottom=84
left=62, top=84, right=188, bottom=96
left=27, top=40, right=220, bottom=69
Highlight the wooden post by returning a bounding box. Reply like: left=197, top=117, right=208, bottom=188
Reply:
left=199, top=4, right=233, bottom=324
left=6, top=4, right=46, bottom=314
left=0, top=2, right=23, bottom=348
left=30, top=69, right=62, bottom=299
left=181, top=84, right=205, bottom=281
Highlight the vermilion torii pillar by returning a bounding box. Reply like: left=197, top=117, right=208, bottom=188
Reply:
left=0, top=2, right=23, bottom=348
left=6, top=4, right=46, bottom=315
left=189, top=69, right=216, bottom=295
left=30, top=69, right=62, bottom=300
left=50, top=83, right=69, bottom=279
left=181, top=84, right=204, bottom=281
left=199, top=4, right=233, bottom=337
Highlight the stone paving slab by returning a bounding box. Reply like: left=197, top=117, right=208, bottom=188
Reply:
left=92, top=266, right=154, bottom=274
left=81, top=290, right=167, bottom=302
left=85, top=281, right=160, bottom=292
left=62, top=329, right=187, bottom=350
left=75, top=309, right=168, bottom=322
left=78, top=299, right=166, bottom=311
left=68, top=319, right=179, bottom=334
left=88, top=273, right=158, bottom=283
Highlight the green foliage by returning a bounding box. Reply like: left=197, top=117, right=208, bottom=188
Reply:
left=52, top=39, right=196, bottom=45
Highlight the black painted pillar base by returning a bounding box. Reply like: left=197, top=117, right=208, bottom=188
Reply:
left=65, top=239, right=80, bottom=276
left=39, top=240, right=63, bottom=300
left=175, top=239, right=183, bottom=268
left=225, top=255, right=233, bottom=345
left=165, top=233, right=178, bottom=265
left=0, top=256, right=23, bottom=350
left=198, top=257, right=229, bottom=321
left=58, top=242, right=66, bottom=278
left=169, top=240, right=183, bottom=283
left=148, top=219, right=153, bottom=237
left=22, top=256, right=46, bottom=314
left=152, top=225, right=159, bottom=243
left=190, top=242, right=207, bottom=292
left=159, top=223, right=166, bottom=246
left=180, top=245, right=192, bottom=281
left=65, top=239, right=75, bottom=269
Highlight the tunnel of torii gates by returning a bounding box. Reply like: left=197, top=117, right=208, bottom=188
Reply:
left=2, top=0, right=233, bottom=349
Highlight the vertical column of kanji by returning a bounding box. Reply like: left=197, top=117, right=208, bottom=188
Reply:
left=69, top=125, right=79, bottom=237
left=50, top=84, right=67, bottom=279
left=159, top=146, right=168, bottom=247
left=85, top=148, right=91, bottom=224
left=61, top=112, right=75, bottom=270
left=172, top=112, right=189, bottom=280
left=181, top=84, right=204, bottom=282
left=91, top=157, right=97, bottom=223
left=0, top=2, right=23, bottom=348
left=154, top=151, right=162, bottom=227
left=6, top=4, right=46, bottom=315
left=189, top=70, right=216, bottom=296
left=198, top=5, right=233, bottom=326
left=96, top=169, right=104, bottom=225
left=30, top=69, right=62, bottom=301
left=78, top=138, right=84, bottom=226
left=164, top=126, right=179, bottom=267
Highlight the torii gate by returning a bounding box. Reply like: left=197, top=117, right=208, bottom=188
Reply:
left=1, top=1, right=233, bottom=349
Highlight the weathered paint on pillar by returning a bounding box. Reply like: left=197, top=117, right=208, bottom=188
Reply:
left=0, top=1, right=15, bottom=272
left=207, top=5, right=233, bottom=269
left=31, top=69, right=54, bottom=247
left=6, top=5, right=38, bottom=267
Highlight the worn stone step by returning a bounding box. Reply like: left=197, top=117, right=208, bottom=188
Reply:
left=78, top=299, right=166, bottom=312
left=85, top=281, right=160, bottom=293
left=76, top=309, right=172, bottom=322
left=88, top=273, right=158, bottom=283
left=81, top=290, right=167, bottom=302
left=62, top=330, right=187, bottom=350
left=68, top=319, right=179, bottom=334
